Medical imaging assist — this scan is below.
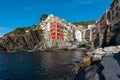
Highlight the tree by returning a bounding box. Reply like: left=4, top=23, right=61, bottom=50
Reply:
left=40, top=14, right=48, bottom=21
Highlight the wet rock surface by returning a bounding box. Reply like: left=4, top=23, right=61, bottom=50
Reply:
left=101, top=54, right=120, bottom=80
left=74, top=66, right=98, bottom=80
left=74, top=53, right=120, bottom=80
left=74, top=45, right=120, bottom=80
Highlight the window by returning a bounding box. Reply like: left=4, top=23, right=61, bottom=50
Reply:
left=116, top=6, right=119, bottom=10
left=117, top=6, right=120, bottom=10
left=112, top=16, right=114, bottom=20
left=116, top=12, right=119, bottom=17
left=107, top=11, right=111, bottom=19
left=112, top=10, right=114, bottom=14
left=102, top=17, right=104, bottom=20
left=116, top=0, right=119, bottom=3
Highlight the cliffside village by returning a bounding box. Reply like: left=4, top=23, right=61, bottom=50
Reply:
left=0, top=0, right=119, bottom=51
left=36, top=0, right=120, bottom=49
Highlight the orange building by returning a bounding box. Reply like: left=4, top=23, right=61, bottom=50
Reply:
left=50, top=22, right=64, bottom=40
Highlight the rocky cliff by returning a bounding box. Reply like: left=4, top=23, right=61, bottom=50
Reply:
left=0, top=29, right=44, bottom=51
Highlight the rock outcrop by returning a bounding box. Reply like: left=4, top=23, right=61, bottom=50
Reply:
left=0, top=29, right=44, bottom=51
left=74, top=45, right=120, bottom=74
left=74, top=45, right=120, bottom=80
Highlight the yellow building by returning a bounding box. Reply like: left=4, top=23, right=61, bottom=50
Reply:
left=64, top=28, right=68, bottom=41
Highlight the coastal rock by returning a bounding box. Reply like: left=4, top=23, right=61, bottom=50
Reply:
left=103, top=46, right=115, bottom=55
left=86, top=51, right=94, bottom=56
left=74, top=66, right=97, bottom=80
left=0, top=45, right=6, bottom=51
left=75, top=45, right=120, bottom=80
left=0, top=30, right=44, bottom=51
left=118, top=45, right=120, bottom=49
left=94, top=48, right=106, bottom=55
left=92, top=54, right=103, bottom=61
left=82, top=56, right=91, bottom=63
left=100, top=54, right=120, bottom=80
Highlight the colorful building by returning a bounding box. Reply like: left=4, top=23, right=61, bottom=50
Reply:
left=75, top=30, right=82, bottom=42
left=50, top=22, right=64, bottom=41
left=63, top=27, right=68, bottom=41
left=39, top=14, right=77, bottom=43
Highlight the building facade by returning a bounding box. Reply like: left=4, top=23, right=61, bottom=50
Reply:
left=39, top=14, right=76, bottom=43
left=110, top=0, right=120, bottom=26
left=50, top=22, right=64, bottom=40
left=93, top=0, right=120, bottom=47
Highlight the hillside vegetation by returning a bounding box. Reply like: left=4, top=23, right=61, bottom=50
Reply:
left=73, top=20, right=96, bottom=26
left=5, top=27, right=32, bottom=35
left=4, top=25, right=40, bottom=36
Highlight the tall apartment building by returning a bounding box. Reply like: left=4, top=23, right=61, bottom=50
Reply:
left=98, top=10, right=111, bottom=32
left=50, top=22, right=64, bottom=40
left=93, top=0, right=120, bottom=47
left=93, top=10, right=111, bottom=47
left=110, top=0, right=120, bottom=26
left=109, top=0, right=120, bottom=45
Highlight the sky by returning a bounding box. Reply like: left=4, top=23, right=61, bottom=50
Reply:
left=0, top=0, right=113, bottom=37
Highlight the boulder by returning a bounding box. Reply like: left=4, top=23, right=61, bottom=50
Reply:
left=103, top=46, right=116, bottom=55
left=94, top=48, right=106, bottom=55
left=86, top=51, right=94, bottom=56
left=82, top=56, right=91, bottom=63
left=92, top=54, right=103, bottom=61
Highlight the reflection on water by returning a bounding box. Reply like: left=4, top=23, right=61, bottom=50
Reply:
left=0, top=50, right=86, bottom=80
